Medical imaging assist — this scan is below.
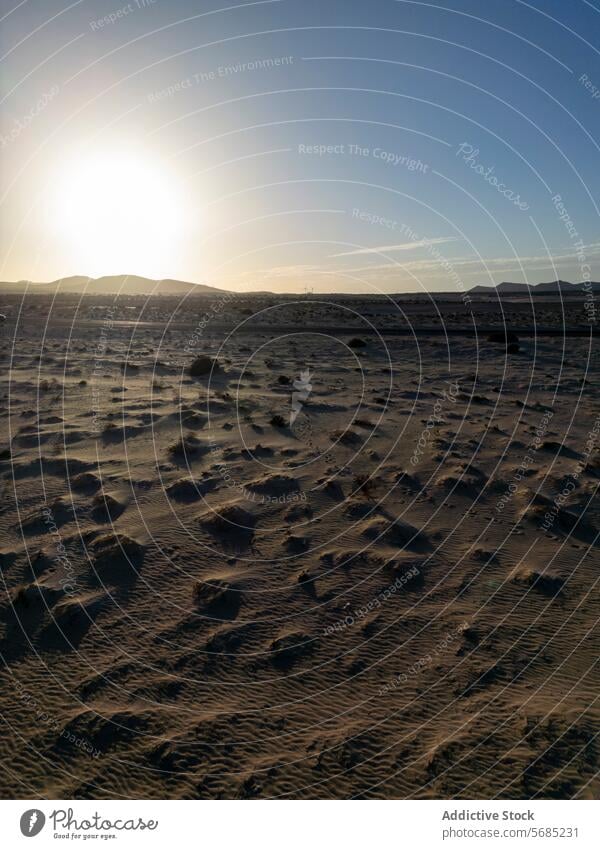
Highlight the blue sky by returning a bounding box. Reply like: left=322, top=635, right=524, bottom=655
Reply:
left=1, top=0, right=599, bottom=292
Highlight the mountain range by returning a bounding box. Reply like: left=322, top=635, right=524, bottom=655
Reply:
left=0, top=275, right=224, bottom=296
left=469, top=279, right=600, bottom=295
left=0, top=276, right=597, bottom=296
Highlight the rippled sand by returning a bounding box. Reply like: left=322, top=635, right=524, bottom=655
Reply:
left=0, top=295, right=597, bottom=799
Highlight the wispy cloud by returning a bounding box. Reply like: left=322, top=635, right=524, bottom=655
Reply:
left=331, top=237, right=457, bottom=258
left=225, top=242, right=598, bottom=292
left=334, top=244, right=600, bottom=278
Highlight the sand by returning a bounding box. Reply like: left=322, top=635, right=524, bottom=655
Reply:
left=0, top=293, right=598, bottom=799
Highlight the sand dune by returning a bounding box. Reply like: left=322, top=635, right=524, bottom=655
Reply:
left=0, top=294, right=598, bottom=800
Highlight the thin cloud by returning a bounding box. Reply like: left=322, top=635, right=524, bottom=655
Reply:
left=337, top=245, right=600, bottom=276
left=331, top=237, right=457, bottom=258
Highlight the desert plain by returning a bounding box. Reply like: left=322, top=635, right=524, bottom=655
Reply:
left=0, top=290, right=598, bottom=799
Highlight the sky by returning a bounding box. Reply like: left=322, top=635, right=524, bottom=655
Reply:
left=1, top=0, right=599, bottom=294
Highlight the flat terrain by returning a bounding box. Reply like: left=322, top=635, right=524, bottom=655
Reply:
left=0, top=294, right=598, bottom=799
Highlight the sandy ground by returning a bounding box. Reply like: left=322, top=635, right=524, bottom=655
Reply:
left=0, top=295, right=598, bottom=799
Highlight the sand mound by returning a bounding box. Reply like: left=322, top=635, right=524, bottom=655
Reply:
left=435, top=463, right=488, bottom=495
left=435, top=471, right=482, bottom=495
left=62, top=708, right=153, bottom=753
left=63, top=429, right=88, bottom=445
left=270, top=632, right=314, bottom=669
left=396, top=471, right=422, bottom=491
left=91, top=491, right=127, bottom=522
left=0, top=549, right=18, bottom=570
left=179, top=410, right=208, bottom=428
left=91, top=533, right=145, bottom=574
left=320, top=548, right=382, bottom=569
left=246, top=473, right=300, bottom=496
left=168, top=433, right=207, bottom=461
left=100, top=422, right=142, bottom=442
left=385, top=557, right=426, bottom=588
left=520, top=714, right=597, bottom=797
left=70, top=472, right=102, bottom=493
left=321, top=479, right=345, bottom=500
left=11, top=581, right=63, bottom=612
left=540, top=440, right=580, bottom=459
left=332, top=428, right=363, bottom=446
left=20, top=497, right=77, bottom=534
left=198, top=503, right=256, bottom=548
left=0, top=580, right=65, bottom=657
left=510, top=566, right=565, bottom=596
left=343, top=501, right=382, bottom=519
left=283, top=502, right=313, bottom=522
left=193, top=578, right=244, bottom=619
left=471, top=547, right=499, bottom=564
left=523, top=491, right=597, bottom=541
left=296, top=569, right=318, bottom=597
left=40, top=591, right=107, bottom=649
left=240, top=443, right=274, bottom=459
left=360, top=516, right=429, bottom=550
left=286, top=534, right=309, bottom=552
left=166, top=476, right=216, bottom=501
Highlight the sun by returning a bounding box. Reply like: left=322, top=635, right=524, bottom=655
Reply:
left=47, top=146, right=186, bottom=278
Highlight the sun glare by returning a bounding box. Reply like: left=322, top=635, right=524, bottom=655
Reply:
left=48, top=148, right=186, bottom=278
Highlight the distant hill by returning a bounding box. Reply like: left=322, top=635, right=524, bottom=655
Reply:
left=469, top=280, right=600, bottom=295
left=0, top=275, right=227, bottom=296
left=1, top=275, right=598, bottom=298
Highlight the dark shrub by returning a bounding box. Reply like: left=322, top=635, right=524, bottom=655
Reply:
left=487, top=330, right=519, bottom=344
left=188, top=356, right=218, bottom=377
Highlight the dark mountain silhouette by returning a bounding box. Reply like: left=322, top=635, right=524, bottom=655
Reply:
left=0, top=275, right=227, bottom=296
left=469, top=280, right=600, bottom=295
left=1, top=275, right=597, bottom=297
